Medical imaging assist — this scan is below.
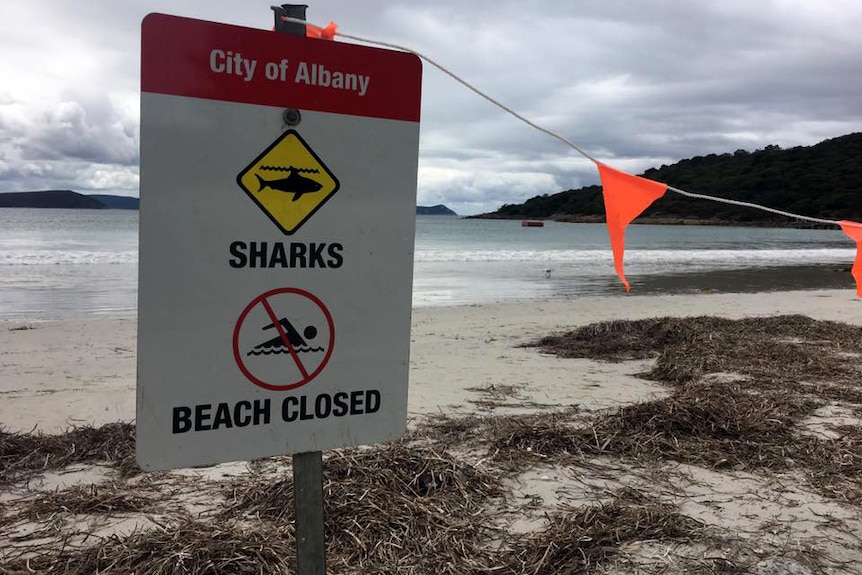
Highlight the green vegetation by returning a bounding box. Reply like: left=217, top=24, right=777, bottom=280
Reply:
left=417, top=204, right=457, bottom=215
left=482, top=133, right=862, bottom=225
left=0, top=190, right=107, bottom=209
left=0, top=190, right=139, bottom=209
left=88, top=194, right=140, bottom=209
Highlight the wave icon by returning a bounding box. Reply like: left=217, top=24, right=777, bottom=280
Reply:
left=247, top=346, right=324, bottom=356
left=247, top=316, right=325, bottom=357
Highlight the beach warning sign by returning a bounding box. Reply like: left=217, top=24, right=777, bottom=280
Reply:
left=137, top=13, right=421, bottom=470
left=233, top=287, right=335, bottom=391
left=236, top=130, right=340, bottom=235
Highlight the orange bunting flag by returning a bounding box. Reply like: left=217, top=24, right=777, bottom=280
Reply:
left=597, top=163, right=668, bottom=291
left=839, top=220, right=862, bottom=297
left=306, top=21, right=338, bottom=40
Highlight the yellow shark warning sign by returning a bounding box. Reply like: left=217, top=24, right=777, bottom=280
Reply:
left=236, top=130, right=340, bottom=235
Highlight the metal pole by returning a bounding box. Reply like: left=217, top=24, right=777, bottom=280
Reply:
left=293, top=450, right=326, bottom=575
left=271, top=11, right=326, bottom=574
left=272, top=3, right=308, bottom=35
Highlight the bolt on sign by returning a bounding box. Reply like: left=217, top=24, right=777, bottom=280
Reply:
left=137, top=13, right=422, bottom=470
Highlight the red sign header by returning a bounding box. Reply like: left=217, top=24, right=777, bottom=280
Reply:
left=141, top=13, right=422, bottom=122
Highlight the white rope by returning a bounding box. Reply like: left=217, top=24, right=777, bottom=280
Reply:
left=667, top=186, right=840, bottom=226
left=336, top=31, right=602, bottom=165
left=279, top=16, right=598, bottom=163
left=285, top=17, right=845, bottom=228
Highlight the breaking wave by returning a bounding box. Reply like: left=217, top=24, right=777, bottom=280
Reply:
left=414, top=248, right=854, bottom=266
left=0, top=250, right=138, bottom=266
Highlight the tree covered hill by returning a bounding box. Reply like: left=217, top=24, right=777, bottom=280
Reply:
left=0, top=190, right=107, bottom=209
left=480, top=133, right=862, bottom=225
left=0, top=191, right=140, bottom=209
left=417, top=204, right=457, bottom=215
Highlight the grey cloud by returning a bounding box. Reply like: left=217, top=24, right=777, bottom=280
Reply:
left=1, top=88, right=137, bottom=159
left=0, top=157, right=137, bottom=194
left=1, top=0, right=860, bottom=212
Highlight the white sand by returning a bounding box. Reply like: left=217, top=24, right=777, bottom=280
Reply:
left=1, top=288, right=857, bottom=433
left=3, top=288, right=862, bottom=572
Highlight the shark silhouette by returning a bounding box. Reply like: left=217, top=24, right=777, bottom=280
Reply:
left=256, top=168, right=323, bottom=201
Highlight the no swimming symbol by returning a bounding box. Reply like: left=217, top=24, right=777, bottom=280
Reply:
left=233, top=287, right=335, bottom=391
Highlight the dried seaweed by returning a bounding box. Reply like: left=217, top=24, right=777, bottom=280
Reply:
left=224, top=443, right=504, bottom=574
left=0, top=423, right=137, bottom=485
left=534, top=315, right=862, bottom=386
left=21, top=482, right=152, bottom=519
left=0, top=501, right=13, bottom=530
left=583, top=382, right=821, bottom=469
left=484, top=411, right=587, bottom=470
left=1, top=519, right=293, bottom=575
left=406, top=412, right=485, bottom=445
left=799, top=427, right=862, bottom=502
left=523, top=315, right=862, bottom=502
left=500, top=488, right=704, bottom=575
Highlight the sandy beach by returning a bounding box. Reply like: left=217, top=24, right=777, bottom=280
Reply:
left=2, top=288, right=862, bottom=573
left=2, top=289, right=857, bottom=433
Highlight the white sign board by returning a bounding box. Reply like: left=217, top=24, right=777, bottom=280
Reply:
left=137, top=13, right=422, bottom=470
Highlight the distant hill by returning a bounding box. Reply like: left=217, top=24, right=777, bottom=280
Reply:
left=417, top=204, right=457, bottom=216
left=0, top=190, right=106, bottom=209
left=3, top=192, right=451, bottom=214
left=89, top=195, right=139, bottom=209
left=477, top=133, right=862, bottom=225
left=0, top=191, right=139, bottom=209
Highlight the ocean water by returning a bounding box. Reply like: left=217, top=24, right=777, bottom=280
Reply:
left=0, top=209, right=139, bottom=320
left=0, top=209, right=855, bottom=320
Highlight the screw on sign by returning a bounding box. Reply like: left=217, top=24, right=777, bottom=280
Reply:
left=233, top=288, right=335, bottom=391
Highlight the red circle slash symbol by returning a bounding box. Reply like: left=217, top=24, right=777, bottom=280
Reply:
left=233, top=288, right=335, bottom=391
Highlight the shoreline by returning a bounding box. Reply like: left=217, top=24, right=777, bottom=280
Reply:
left=468, top=213, right=840, bottom=228
left=1, top=262, right=854, bottom=322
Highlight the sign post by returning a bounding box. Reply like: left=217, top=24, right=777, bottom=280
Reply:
left=137, top=9, right=422, bottom=572
left=275, top=8, right=327, bottom=575
left=294, top=450, right=325, bottom=574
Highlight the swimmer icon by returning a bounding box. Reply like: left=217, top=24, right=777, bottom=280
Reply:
left=233, top=287, right=335, bottom=391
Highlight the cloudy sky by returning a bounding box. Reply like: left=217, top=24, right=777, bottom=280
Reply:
left=1, top=1, right=860, bottom=215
